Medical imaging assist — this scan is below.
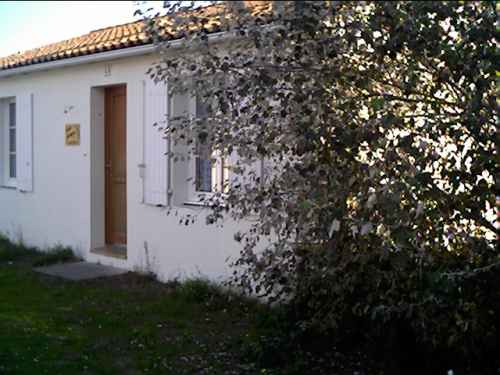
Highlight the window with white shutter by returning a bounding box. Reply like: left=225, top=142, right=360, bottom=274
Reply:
left=16, top=93, right=34, bottom=192
left=187, top=96, right=230, bottom=203
left=143, top=79, right=168, bottom=206
left=1, top=97, right=18, bottom=188
left=0, top=94, right=33, bottom=191
left=8, top=102, right=16, bottom=180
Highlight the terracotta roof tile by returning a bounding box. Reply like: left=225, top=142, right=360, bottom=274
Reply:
left=0, top=1, right=272, bottom=72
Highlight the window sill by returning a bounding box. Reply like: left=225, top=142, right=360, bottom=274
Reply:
left=142, top=201, right=167, bottom=208
left=183, top=200, right=210, bottom=207
left=184, top=195, right=228, bottom=208
left=0, top=184, right=16, bottom=190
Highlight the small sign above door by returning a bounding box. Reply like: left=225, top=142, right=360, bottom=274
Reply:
left=65, top=124, right=80, bottom=146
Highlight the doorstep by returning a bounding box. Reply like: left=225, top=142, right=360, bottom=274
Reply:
left=34, top=261, right=128, bottom=281
left=91, top=244, right=127, bottom=260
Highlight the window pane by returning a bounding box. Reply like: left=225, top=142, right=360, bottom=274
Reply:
left=196, top=157, right=212, bottom=192
left=9, top=128, right=16, bottom=152
left=196, top=140, right=213, bottom=192
left=9, top=102, right=16, bottom=127
left=195, top=97, right=214, bottom=192
left=222, top=161, right=230, bottom=194
left=196, top=96, right=209, bottom=118
left=9, top=154, right=16, bottom=178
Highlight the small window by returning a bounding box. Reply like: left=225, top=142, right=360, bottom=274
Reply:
left=195, top=144, right=229, bottom=194
left=195, top=142, right=213, bottom=192
left=1, top=98, right=16, bottom=187
left=188, top=96, right=230, bottom=201
left=8, top=102, right=16, bottom=179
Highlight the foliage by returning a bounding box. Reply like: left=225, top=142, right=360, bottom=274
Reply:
left=140, top=1, right=498, bottom=371
left=174, top=277, right=236, bottom=311
left=175, top=278, right=220, bottom=301
left=0, top=234, right=39, bottom=262
left=32, top=245, right=77, bottom=267
left=0, top=234, right=77, bottom=266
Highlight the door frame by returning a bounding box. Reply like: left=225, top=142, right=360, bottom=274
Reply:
left=104, top=84, right=127, bottom=245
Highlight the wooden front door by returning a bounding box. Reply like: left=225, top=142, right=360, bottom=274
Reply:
left=105, top=85, right=127, bottom=245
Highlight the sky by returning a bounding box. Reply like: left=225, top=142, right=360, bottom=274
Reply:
left=0, top=1, right=164, bottom=58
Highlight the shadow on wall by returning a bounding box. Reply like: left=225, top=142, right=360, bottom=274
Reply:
left=134, top=240, right=210, bottom=283
left=134, top=240, right=159, bottom=279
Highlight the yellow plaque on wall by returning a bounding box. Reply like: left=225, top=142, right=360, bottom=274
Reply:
left=65, top=124, right=80, bottom=146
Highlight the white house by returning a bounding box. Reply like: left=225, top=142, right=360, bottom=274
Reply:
left=0, top=4, right=269, bottom=282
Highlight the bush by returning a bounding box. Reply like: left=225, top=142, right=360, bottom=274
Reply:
left=291, top=245, right=500, bottom=373
left=173, top=278, right=235, bottom=311
left=0, top=235, right=38, bottom=262
left=176, top=278, right=218, bottom=302
left=241, top=307, right=291, bottom=366
left=0, top=235, right=77, bottom=266
left=142, top=3, right=497, bottom=372
left=32, top=245, right=77, bottom=267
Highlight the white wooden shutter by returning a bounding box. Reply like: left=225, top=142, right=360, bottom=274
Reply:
left=0, top=104, right=4, bottom=185
left=16, top=93, right=33, bottom=192
left=143, top=79, right=168, bottom=206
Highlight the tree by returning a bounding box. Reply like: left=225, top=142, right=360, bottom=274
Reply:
left=140, top=0, right=498, bottom=368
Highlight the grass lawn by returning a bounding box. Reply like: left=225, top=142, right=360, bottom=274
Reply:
left=0, top=237, right=375, bottom=375
left=0, top=242, right=268, bottom=375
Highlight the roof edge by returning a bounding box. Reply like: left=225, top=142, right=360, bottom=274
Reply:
left=0, top=44, right=156, bottom=79
left=0, top=30, right=232, bottom=79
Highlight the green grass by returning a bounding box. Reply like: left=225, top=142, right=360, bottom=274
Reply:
left=0, top=237, right=275, bottom=375
left=0, top=237, right=374, bottom=375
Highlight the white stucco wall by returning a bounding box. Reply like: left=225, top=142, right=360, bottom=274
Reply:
left=0, top=52, right=249, bottom=282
